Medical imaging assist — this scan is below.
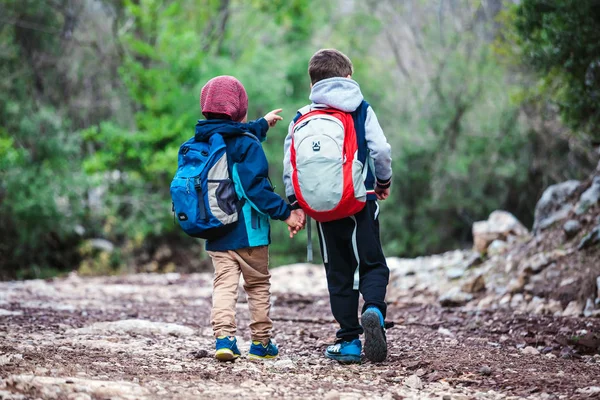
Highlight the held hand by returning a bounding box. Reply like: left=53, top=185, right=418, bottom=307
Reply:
left=285, top=212, right=303, bottom=238
left=264, top=108, right=283, bottom=128
left=292, top=209, right=306, bottom=228
left=286, top=209, right=306, bottom=238
left=374, top=186, right=390, bottom=201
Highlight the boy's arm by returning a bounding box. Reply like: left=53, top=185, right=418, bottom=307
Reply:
left=235, top=139, right=291, bottom=221
left=246, top=118, right=269, bottom=142
left=282, top=120, right=299, bottom=207
left=365, top=106, right=392, bottom=188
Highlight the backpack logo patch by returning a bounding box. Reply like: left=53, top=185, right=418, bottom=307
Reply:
left=312, top=141, right=321, bottom=152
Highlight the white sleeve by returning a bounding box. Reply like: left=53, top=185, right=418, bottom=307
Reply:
left=365, top=106, right=392, bottom=182
left=282, top=120, right=295, bottom=198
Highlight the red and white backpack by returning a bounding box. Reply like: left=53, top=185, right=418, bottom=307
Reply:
left=290, top=106, right=368, bottom=223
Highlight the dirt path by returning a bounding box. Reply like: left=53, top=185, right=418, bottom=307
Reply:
left=1, top=268, right=599, bottom=400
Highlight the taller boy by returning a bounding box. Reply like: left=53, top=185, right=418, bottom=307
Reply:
left=283, top=49, right=393, bottom=363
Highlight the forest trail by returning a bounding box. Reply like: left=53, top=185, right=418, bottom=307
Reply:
left=1, top=265, right=599, bottom=400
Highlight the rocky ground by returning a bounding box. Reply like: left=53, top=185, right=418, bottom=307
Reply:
left=1, top=261, right=600, bottom=400
left=1, top=173, right=600, bottom=399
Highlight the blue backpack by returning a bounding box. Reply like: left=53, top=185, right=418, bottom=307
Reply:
left=170, top=133, right=244, bottom=240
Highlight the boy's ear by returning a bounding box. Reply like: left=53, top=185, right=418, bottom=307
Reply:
left=346, top=74, right=352, bottom=78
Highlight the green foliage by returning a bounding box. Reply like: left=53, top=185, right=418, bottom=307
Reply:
left=513, top=0, right=600, bottom=141
left=1, top=0, right=596, bottom=279
left=0, top=107, right=87, bottom=278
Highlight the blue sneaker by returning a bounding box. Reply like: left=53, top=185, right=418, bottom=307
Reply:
left=361, top=307, right=387, bottom=362
left=324, top=339, right=362, bottom=364
left=249, top=339, right=279, bottom=360
left=215, top=336, right=241, bottom=361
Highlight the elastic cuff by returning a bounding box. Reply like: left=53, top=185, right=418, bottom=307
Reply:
left=258, top=117, right=269, bottom=131
left=376, top=177, right=391, bottom=189
left=287, top=195, right=301, bottom=210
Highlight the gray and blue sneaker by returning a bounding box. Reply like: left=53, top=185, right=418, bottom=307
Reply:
left=361, top=307, right=387, bottom=362
left=215, top=336, right=241, bottom=361
left=249, top=339, right=279, bottom=360
left=324, top=339, right=362, bottom=364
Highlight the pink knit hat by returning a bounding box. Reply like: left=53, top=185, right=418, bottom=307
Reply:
left=200, top=76, right=248, bottom=122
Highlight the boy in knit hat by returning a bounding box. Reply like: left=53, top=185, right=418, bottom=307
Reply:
left=196, top=75, right=304, bottom=361
left=283, top=50, right=392, bottom=363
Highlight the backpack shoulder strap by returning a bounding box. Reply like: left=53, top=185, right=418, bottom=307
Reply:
left=351, top=100, right=370, bottom=165
left=293, top=105, right=312, bottom=124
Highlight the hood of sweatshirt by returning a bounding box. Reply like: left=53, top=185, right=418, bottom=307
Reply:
left=309, top=77, right=364, bottom=112
left=194, top=119, right=266, bottom=142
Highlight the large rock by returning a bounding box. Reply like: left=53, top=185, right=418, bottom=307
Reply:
left=439, top=287, right=473, bottom=307
left=67, top=319, right=195, bottom=337
left=472, top=211, right=529, bottom=253
left=533, top=180, right=580, bottom=233
left=578, top=225, right=600, bottom=250
left=576, top=176, right=600, bottom=215
left=5, top=375, right=150, bottom=399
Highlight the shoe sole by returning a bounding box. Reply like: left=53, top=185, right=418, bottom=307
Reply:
left=324, top=350, right=361, bottom=364
left=362, top=311, right=387, bottom=362
left=215, top=348, right=239, bottom=362
left=248, top=354, right=278, bottom=360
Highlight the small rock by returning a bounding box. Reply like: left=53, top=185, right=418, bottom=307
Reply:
left=584, top=298, right=596, bottom=318
left=461, top=252, right=482, bottom=269
left=576, top=386, right=600, bottom=396
left=403, top=374, right=423, bottom=390
left=510, top=293, right=524, bottom=309
left=462, top=275, right=486, bottom=294
left=439, top=287, right=473, bottom=307
left=546, top=299, right=564, bottom=315
left=545, top=353, right=557, bottom=359
left=324, top=390, right=340, bottom=400
left=563, top=220, right=582, bottom=238
left=273, top=359, right=295, bottom=370
left=479, top=365, right=492, bottom=376
left=446, top=268, right=465, bottom=280
left=563, top=300, right=584, bottom=317
left=166, top=364, right=183, bottom=372
left=559, top=277, right=578, bottom=287
left=521, top=346, right=540, bottom=355
left=508, top=274, right=528, bottom=294
left=487, top=240, right=508, bottom=255
left=437, top=327, right=454, bottom=337
left=68, top=394, right=92, bottom=400
left=560, top=347, right=575, bottom=359
left=477, top=295, right=496, bottom=309
left=189, top=349, right=208, bottom=359
left=0, top=309, right=23, bottom=316
left=521, top=253, right=552, bottom=274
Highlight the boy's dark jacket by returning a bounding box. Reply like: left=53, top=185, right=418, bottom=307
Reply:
left=194, top=118, right=291, bottom=251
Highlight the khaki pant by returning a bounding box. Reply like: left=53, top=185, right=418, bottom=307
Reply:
left=207, top=246, right=272, bottom=344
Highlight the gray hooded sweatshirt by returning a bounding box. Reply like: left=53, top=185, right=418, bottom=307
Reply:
left=283, top=77, right=392, bottom=200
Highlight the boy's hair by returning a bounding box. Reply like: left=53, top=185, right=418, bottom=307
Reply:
left=308, top=49, right=354, bottom=85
